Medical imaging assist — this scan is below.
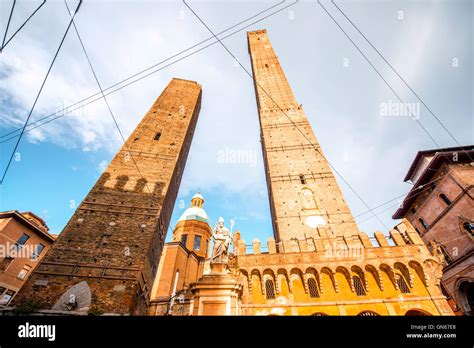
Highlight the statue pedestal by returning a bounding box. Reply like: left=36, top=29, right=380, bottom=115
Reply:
left=189, top=262, right=243, bottom=316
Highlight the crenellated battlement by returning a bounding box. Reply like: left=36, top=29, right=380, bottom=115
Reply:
left=234, top=219, right=425, bottom=257
left=233, top=219, right=448, bottom=316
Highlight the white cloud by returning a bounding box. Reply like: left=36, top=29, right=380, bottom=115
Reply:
left=0, top=1, right=471, bottom=236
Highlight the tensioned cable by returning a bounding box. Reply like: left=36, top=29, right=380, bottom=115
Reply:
left=64, top=0, right=152, bottom=194
left=317, top=0, right=439, bottom=147
left=1, top=0, right=46, bottom=52
left=1, top=0, right=16, bottom=51
left=0, top=0, right=289, bottom=141
left=183, top=0, right=390, bottom=231
left=0, top=0, right=82, bottom=184
left=331, top=0, right=472, bottom=163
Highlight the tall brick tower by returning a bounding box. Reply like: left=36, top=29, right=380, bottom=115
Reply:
left=14, top=78, right=202, bottom=315
left=247, top=30, right=358, bottom=243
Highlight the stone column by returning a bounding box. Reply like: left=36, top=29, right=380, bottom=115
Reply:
left=189, top=263, right=243, bottom=316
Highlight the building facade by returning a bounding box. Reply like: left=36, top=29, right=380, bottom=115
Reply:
left=148, top=193, right=212, bottom=315
left=393, top=146, right=474, bottom=315
left=12, top=78, right=202, bottom=315
left=0, top=211, right=55, bottom=307
left=148, top=30, right=454, bottom=316
left=6, top=30, right=457, bottom=316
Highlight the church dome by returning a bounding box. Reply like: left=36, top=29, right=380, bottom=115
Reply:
left=177, top=192, right=209, bottom=224
left=192, top=192, right=204, bottom=200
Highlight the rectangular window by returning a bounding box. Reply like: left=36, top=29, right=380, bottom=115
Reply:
left=32, top=244, right=45, bottom=260
left=0, top=257, right=13, bottom=272
left=193, top=235, right=202, bottom=251
left=154, top=132, right=161, bottom=141
left=16, top=234, right=30, bottom=246
left=180, top=234, right=188, bottom=246
left=17, top=265, right=32, bottom=280
left=0, top=290, right=16, bottom=306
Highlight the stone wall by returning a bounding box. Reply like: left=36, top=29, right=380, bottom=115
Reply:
left=12, top=78, right=202, bottom=315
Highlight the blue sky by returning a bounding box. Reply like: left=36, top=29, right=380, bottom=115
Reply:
left=0, top=0, right=472, bottom=245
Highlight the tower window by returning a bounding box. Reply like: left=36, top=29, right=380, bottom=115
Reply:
left=353, top=276, right=366, bottom=296
left=180, top=234, right=188, bottom=247
left=439, top=193, right=452, bottom=206
left=193, top=235, right=202, bottom=251
left=418, top=218, right=429, bottom=230
left=154, top=132, right=161, bottom=141
left=299, top=174, right=306, bottom=184
left=395, top=274, right=411, bottom=294
left=308, top=278, right=320, bottom=298
left=265, top=279, right=276, bottom=299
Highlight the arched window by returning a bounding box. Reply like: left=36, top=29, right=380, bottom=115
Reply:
left=171, top=271, right=179, bottom=296
left=439, top=193, right=452, bottom=206
left=358, top=311, right=379, bottom=316
left=307, top=278, right=319, bottom=298
left=353, top=276, right=366, bottom=296
left=395, top=274, right=411, bottom=293
left=418, top=218, right=429, bottom=230
left=193, top=235, right=202, bottom=251
left=311, top=312, right=328, bottom=316
left=265, top=279, right=276, bottom=299
left=180, top=234, right=188, bottom=247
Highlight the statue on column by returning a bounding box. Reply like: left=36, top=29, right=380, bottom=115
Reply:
left=429, top=240, right=446, bottom=267
left=211, top=217, right=233, bottom=264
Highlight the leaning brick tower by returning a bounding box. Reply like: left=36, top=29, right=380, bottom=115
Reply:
left=247, top=29, right=358, bottom=244
left=14, top=78, right=202, bottom=315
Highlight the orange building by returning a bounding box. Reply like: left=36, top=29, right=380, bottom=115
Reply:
left=0, top=211, right=56, bottom=307
left=148, top=193, right=212, bottom=315
left=148, top=29, right=454, bottom=316
left=5, top=29, right=457, bottom=317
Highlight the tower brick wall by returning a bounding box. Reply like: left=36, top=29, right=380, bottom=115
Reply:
left=247, top=29, right=358, bottom=243
left=13, top=78, right=202, bottom=315
left=235, top=29, right=454, bottom=316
